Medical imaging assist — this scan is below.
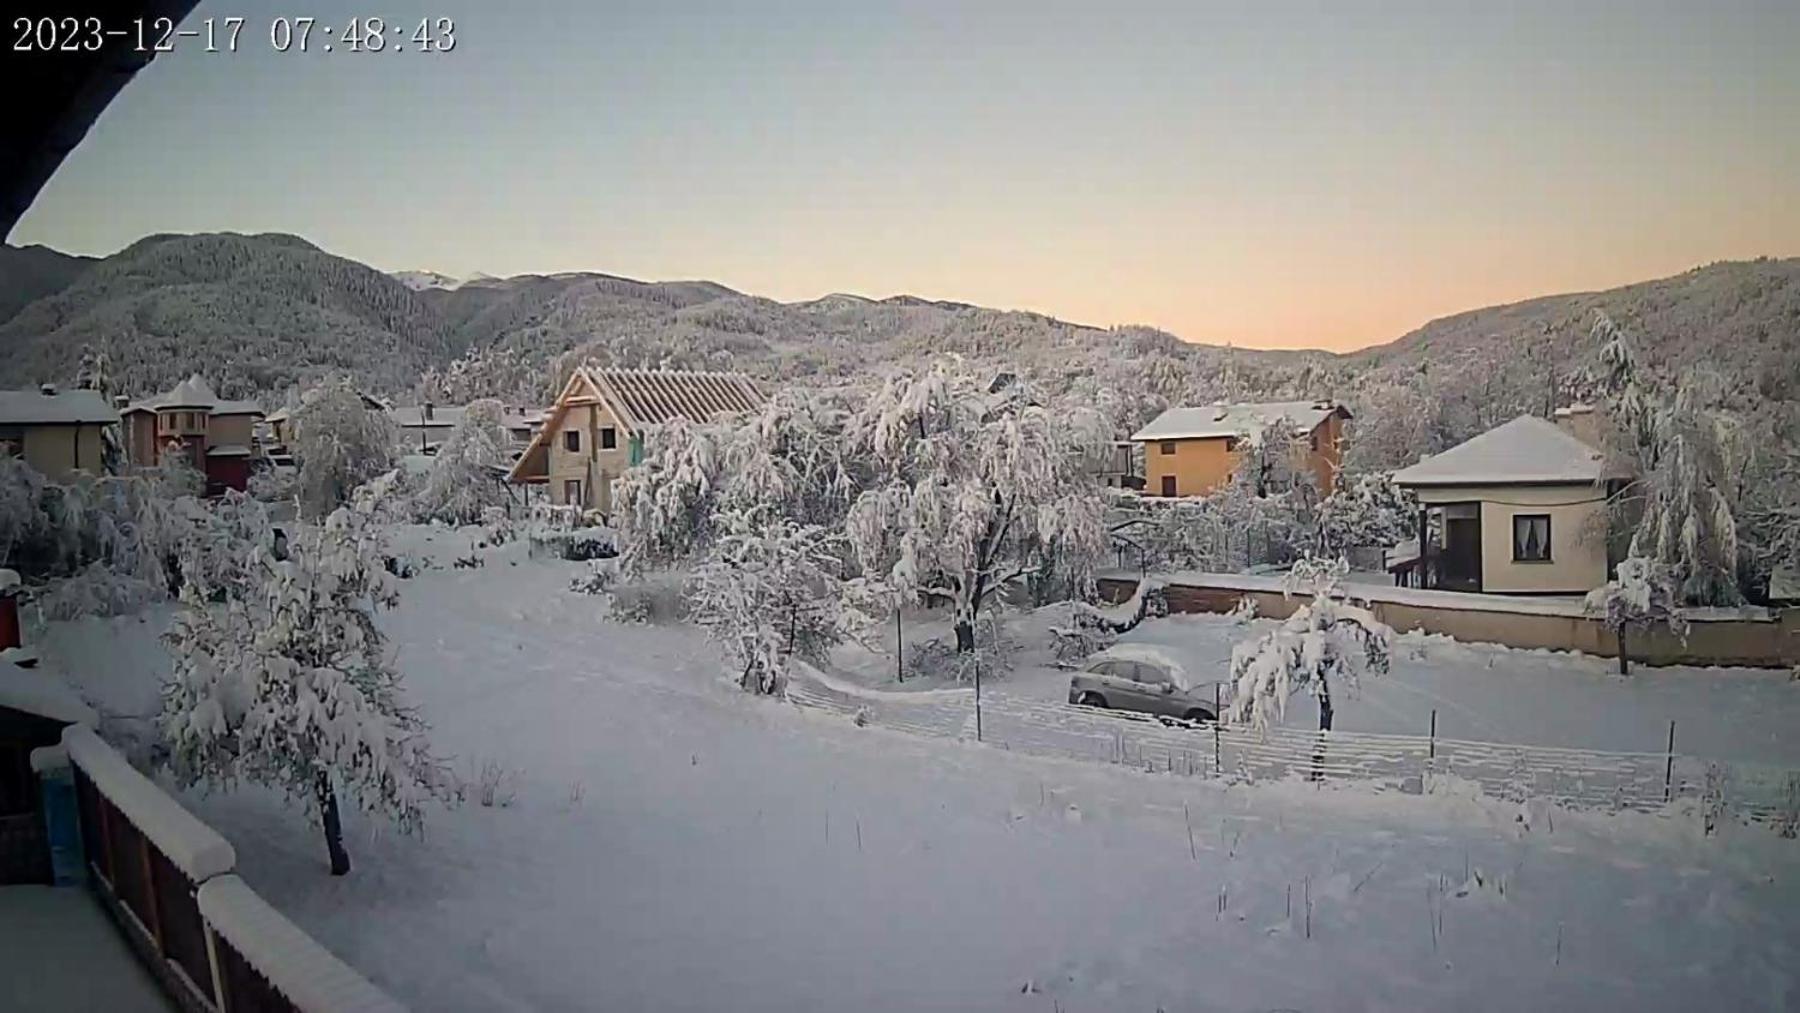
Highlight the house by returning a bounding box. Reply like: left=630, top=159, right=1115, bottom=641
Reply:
left=1130, top=400, right=1350, bottom=498
left=388, top=402, right=464, bottom=454
left=0, top=386, right=117, bottom=483
left=1390, top=414, right=1630, bottom=595
left=509, top=368, right=765, bottom=514
left=120, top=375, right=263, bottom=494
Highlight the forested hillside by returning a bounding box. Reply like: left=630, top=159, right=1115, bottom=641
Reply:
left=0, top=233, right=1793, bottom=475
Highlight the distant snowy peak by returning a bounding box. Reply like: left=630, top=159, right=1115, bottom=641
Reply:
left=391, top=269, right=473, bottom=291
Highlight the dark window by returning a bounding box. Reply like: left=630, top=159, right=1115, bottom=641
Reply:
left=563, top=479, right=582, bottom=504
left=601, top=427, right=617, bottom=450
left=1512, top=514, right=1551, bottom=562
left=1158, top=441, right=1177, bottom=455
left=0, top=425, right=21, bottom=458
left=1160, top=475, right=1177, bottom=497
left=1224, top=436, right=1242, bottom=452
left=563, top=430, right=580, bottom=452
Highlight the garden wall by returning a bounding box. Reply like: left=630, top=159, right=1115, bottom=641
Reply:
left=1096, top=572, right=1800, bottom=669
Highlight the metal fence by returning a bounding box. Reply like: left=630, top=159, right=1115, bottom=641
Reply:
left=787, top=669, right=1800, bottom=834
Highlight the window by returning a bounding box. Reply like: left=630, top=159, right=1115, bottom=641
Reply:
left=563, top=479, right=583, bottom=505
left=1224, top=436, right=1242, bottom=452
left=1160, top=475, right=1177, bottom=497
left=563, top=430, right=581, bottom=452
left=0, top=425, right=21, bottom=457
left=1512, top=514, right=1551, bottom=562
left=1130, top=662, right=1168, bottom=686
left=1158, top=441, right=1177, bottom=455
left=600, top=426, right=617, bottom=450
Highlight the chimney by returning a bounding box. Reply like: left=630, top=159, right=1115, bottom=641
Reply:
left=1553, top=403, right=1603, bottom=449
left=113, top=396, right=129, bottom=409
left=423, top=401, right=434, bottom=421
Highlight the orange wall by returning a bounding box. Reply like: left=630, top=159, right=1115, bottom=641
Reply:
left=1141, top=411, right=1346, bottom=498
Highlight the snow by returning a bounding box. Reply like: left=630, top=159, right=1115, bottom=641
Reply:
left=1392, top=414, right=1625, bottom=486
left=1110, top=568, right=1779, bottom=622
left=61, top=724, right=237, bottom=881
left=32, top=526, right=1800, bottom=1011
left=0, top=662, right=97, bottom=725
left=0, top=887, right=170, bottom=1011
left=1129, top=400, right=1342, bottom=442
left=0, top=567, right=18, bottom=592
left=1086, top=642, right=1202, bottom=689
left=197, top=875, right=405, bottom=1013
left=0, top=387, right=118, bottom=425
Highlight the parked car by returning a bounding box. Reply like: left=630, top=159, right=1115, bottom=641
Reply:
left=1068, top=645, right=1219, bottom=723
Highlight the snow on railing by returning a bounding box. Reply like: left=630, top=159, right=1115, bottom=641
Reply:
left=58, top=724, right=406, bottom=1012
left=198, top=875, right=407, bottom=1013
left=785, top=669, right=1800, bottom=833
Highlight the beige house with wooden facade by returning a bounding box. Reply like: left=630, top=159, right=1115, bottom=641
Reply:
left=509, top=368, right=765, bottom=514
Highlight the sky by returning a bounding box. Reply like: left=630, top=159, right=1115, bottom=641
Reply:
left=12, top=0, right=1800, bottom=351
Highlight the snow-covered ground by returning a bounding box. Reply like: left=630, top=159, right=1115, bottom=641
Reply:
left=28, top=527, right=1800, bottom=1011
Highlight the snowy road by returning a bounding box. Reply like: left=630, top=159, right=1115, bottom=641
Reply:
left=34, top=529, right=1800, bottom=1012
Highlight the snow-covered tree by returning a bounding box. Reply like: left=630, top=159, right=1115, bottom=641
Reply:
left=1585, top=556, right=1688, bottom=675
left=289, top=377, right=396, bottom=520
left=614, top=416, right=731, bottom=572
left=410, top=399, right=513, bottom=524
left=687, top=512, right=847, bottom=694
left=1314, top=472, right=1418, bottom=555
left=161, top=505, right=455, bottom=875
left=1592, top=312, right=1748, bottom=604
left=842, top=363, right=1111, bottom=655
left=1228, top=556, right=1393, bottom=732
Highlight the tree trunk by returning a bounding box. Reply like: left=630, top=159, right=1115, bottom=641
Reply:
left=1618, top=628, right=1630, bottom=676
left=954, top=619, right=975, bottom=654
left=1318, top=684, right=1334, bottom=732
left=317, top=773, right=351, bottom=876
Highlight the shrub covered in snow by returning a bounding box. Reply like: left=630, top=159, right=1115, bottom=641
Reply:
left=1227, top=556, right=1393, bottom=732
left=1314, top=472, right=1417, bottom=555
left=409, top=399, right=513, bottom=525
left=1585, top=555, right=1688, bottom=674
left=161, top=503, right=456, bottom=875
left=688, top=512, right=848, bottom=694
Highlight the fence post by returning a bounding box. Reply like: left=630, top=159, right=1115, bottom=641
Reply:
left=1663, top=720, right=1677, bottom=802
left=1428, top=709, right=1437, bottom=760
left=973, top=652, right=982, bottom=743
left=1212, top=684, right=1222, bottom=777
left=895, top=608, right=903, bottom=684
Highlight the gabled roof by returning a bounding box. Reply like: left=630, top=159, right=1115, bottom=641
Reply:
left=388, top=404, right=466, bottom=430
left=1392, top=415, right=1627, bottom=487
left=508, top=367, right=764, bottom=483
left=0, top=388, right=118, bottom=425
left=587, top=368, right=764, bottom=431
left=1130, top=400, right=1348, bottom=443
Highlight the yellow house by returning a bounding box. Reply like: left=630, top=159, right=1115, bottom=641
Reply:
left=509, top=368, right=764, bottom=514
left=1131, top=401, right=1351, bottom=498
left=0, top=386, right=117, bottom=482
left=1391, top=414, right=1630, bottom=595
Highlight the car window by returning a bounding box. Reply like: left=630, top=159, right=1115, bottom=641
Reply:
left=1130, top=662, right=1168, bottom=685
left=1086, top=660, right=1120, bottom=677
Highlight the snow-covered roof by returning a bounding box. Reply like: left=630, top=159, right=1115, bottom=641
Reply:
left=0, top=663, right=97, bottom=725
left=0, top=387, right=118, bottom=426
left=389, top=404, right=465, bottom=429
left=1130, top=400, right=1347, bottom=443
left=62, top=724, right=237, bottom=880
left=197, top=875, right=406, bottom=1013
left=206, top=444, right=252, bottom=457
left=1089, top=643, right=1207, bottom=689
left=126, top=375, right=262, bottom=417
left=1392, top=415, right=1627, bottom=487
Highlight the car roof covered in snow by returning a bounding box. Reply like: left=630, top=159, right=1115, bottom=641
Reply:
left=1087, top=643, right=1217, bottom=689
left=1391, top=414, right=1629, bottom=487
left=1130, top=400, right=1347, bottom=443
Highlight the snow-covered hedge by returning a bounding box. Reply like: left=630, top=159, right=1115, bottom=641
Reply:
left=196, top=875, right=405, bottom=1013
left=61, top=724, right=236, bottom=881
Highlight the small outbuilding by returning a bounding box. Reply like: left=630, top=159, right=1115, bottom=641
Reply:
left=1391, top=414, right=1630, bottom=595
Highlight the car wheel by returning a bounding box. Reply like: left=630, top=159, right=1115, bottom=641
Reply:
left=1078, top=692, right=1108, bottom=709
left=1184, top=708, right=1214, bottom=724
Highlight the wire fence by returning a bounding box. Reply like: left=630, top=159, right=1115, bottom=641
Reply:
left=786, top=669, right=1800, bottom=835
